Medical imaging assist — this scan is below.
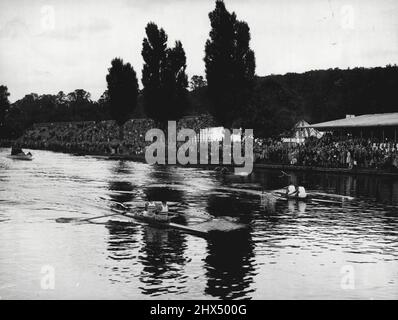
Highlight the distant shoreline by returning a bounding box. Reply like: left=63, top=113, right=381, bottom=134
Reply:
left=2, top=140, right=398, bottom=177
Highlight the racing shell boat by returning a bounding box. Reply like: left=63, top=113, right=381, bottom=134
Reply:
left=109, top=208, right=247, bottom=238
left=271, top=191, right=342, bottom=204
left=123, top=210, right=176, bottom=224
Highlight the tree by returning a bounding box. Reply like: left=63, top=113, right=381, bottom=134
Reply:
left=162, top=41, right=189, bottom=120
left=0, top=85, right=10, bottom=128
left=106, top=57, right=139, bottom=139
left=53, top=91, right=68, bottom=122
left=141, top=23, right=189, bottom=123
left=97, top=90, right=111, bottom=120
left=3, top=93, right=38, bottom=138
left=189, top=75, right=207, bottom=91
left=13, top=93, right=39, bottom=125
left=204, top=0, right=256, bottom=126
left=141, top=23, right=168, bottom=122
left=67, top=89, right=91, bottom=103
left=56, top=91, right=67, bottom=106
left=66, top=89, right=92, bottom=121
left=37, top=94, right=57, bottom=123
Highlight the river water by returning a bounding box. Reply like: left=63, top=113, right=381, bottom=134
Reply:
left=0, top=148, right=397, bottom=299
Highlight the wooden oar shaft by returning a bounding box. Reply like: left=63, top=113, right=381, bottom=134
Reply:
left=82, top=211, right=126, bottom=222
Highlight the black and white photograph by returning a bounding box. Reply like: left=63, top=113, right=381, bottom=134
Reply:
left=1, top=0, right=398, bottom=303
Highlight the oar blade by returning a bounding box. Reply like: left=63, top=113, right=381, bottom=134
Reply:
left=55, top=217, right=81, bottom=223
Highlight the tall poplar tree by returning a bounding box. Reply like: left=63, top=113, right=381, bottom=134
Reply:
left=142, top=23, right=188, bottom=123
left=204, top=0, right=256, bottom=126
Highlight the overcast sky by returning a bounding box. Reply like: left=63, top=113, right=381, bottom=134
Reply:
left=1, top=0, right=397, bottom=102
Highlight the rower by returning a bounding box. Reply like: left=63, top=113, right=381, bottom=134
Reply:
left=161, top=201, right=168, bottom=213
left=155, top=201, right=169, bottom=222
left=142, top=202, right=149, bottom=215
left=297, top=186, right=307, bottom=199
left=286, top=184, right=296, bottom=198
left=143, top=201, right=156, bottom=218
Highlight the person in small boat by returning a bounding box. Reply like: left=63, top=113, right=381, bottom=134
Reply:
left=220, top=167, right=229, bottom=174
left=142, top=202, right=149, bottom=215
left=286, top=184, right=296, bottom=198
left=11, top=146, right=25, bottom=156
left=142, top=202, right=156, bottom=218
left=156, top=201, right=169, bottom=222
left=286, top=184, right=307, bottom=199
left=161, top=201, right=168, bottom=212
left=142, top=201, right=169, bottom=221
left=296, top=186, right=307, bottom=199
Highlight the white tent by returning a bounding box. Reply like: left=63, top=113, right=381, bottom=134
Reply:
left=282, top=120, right=324, bottom=144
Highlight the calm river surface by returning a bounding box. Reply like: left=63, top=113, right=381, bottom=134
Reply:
left=0, top=148, right=398, bottom=299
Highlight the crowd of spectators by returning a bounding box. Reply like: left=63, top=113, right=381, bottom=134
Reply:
left=2, top=116, right=398, bottom=171
left=5, top=115, right=216, bottom=157
left=254, top=134, right=398, bottom=170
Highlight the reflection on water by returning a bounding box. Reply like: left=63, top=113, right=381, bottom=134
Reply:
left=0, top=148, right=398, bottom=299
left=204, top=231, right=255, bottom=299
left=139, top=227, right=188, bottom=296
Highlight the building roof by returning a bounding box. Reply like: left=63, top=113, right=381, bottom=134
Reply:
left=282, top=120, right=324, bottom=140
left=299, top=113, right=398, bottom=130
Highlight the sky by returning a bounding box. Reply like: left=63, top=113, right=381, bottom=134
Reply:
left=0, top=0, right=397, bottom=102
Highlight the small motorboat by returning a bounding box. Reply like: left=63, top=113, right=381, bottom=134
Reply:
left=8, top=146, right=33, bottom=160
left=7, top=153, right=33, bottom=161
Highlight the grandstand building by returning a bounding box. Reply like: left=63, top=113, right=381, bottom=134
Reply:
left=300, top=113, right=398, bottom=141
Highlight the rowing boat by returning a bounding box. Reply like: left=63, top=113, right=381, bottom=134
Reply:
left=109, top=208, right=247, bottom=237
left=271, top=191, right=342, bottom=204
left=123, top=210, right=177, bottom=224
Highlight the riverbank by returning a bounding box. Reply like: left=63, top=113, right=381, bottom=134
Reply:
left=3, top=141, right=398, bottom=177
left=104, top=156, right=398, bottom=177
left=254, top=163, right=398, bottom=177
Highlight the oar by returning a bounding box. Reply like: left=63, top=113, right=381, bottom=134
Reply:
left=308, top=192, right=354, bottom=200
left=56, top=211, right=126, bottom=223
left=273, top=191, right=337, bottom=203
left=56, top=198, right=184, bottom=224
left=279, top=171, right=291, bottom=178
left=101, top=196, right=186, bottom=208
left=56, top=202, right=129, bottom=223
left=310, top=198, right=342, bottom=205
left=125, top=201, right=186, bottom=207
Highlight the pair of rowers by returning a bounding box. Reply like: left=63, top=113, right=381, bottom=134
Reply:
left=140, top=201, right=169, bottom=222
left=286, top=184, right=307, bottom=199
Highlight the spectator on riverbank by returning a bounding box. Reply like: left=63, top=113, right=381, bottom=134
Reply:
left=5, top=114, right=397, bottom=172
left=254, top=134, right=398, bottom=170
left=8, top=114, right=216, bottom=158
